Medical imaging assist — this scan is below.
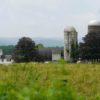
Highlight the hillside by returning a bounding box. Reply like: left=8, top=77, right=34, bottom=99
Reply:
left=0, top=63, right=100, bottom=99
left=0, top=37, right=64, bottom=47
left=0, top=37, right=82, bottom=47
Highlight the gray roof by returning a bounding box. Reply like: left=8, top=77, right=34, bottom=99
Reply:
left=52, top=48, right=61, bottom=54
left=38, top=47, right=63, bottom=58
left=38, top=48, right=52, bottom=57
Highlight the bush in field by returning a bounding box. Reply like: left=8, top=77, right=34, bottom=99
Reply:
left=0, top=80, right=83, bottom=100
left=0, top=63, right=84, bottom=100
left=2, top=63, right=100, bottom=99
left=13, top=37, right=38, bottom=62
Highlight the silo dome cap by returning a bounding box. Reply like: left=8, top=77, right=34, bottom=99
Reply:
left=64, top=26, right=76, bottom=32
left=88, top=20, right=100, bottom=26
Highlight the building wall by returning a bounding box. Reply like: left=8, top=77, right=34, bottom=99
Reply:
left=52, top=53, right=61, bottom=61
left=64, top=32, right=70, bottom=61
left=0, top=49, right=3, bottom=57
left=88, top=26, right=100, bottom=33
left=64, top=30, right=77, bottom=61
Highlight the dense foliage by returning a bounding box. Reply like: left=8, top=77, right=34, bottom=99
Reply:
left=13, top=37, right=38, bottom=62
left=0, top=45, right=15, bottom=55
left=79, top=32, right=100, bottom=60
left=70, top=41, right=78, bottom=62
left=36, top=43, right=44, bottom=49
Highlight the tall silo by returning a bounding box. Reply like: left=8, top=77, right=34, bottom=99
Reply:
left=88, top=20, right=100, bottom=33
left=64, top=26, right=77, bottom=61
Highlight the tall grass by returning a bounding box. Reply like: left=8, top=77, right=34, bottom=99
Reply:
left=0, top=63, right=99, bottom=99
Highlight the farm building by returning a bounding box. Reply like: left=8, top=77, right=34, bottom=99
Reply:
left=38, top=47, right=63, bottom=61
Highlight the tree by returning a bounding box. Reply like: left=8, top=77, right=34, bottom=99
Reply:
left=13, top=37, right=38, bottom=62
left=70, top=41, right=78, bottom=62
left=0, top=45, right=15, bottom=55
left=79, top=32, right=100, bottom=60
left=36, top=43, right=44, bottom=49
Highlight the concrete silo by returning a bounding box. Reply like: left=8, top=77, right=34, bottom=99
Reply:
left=64, top=26, right=78, bottom=61
left=88, top=20, right=100, bottom=33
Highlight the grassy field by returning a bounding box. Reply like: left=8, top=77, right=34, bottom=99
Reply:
left=0, top=63, right=100, bottom=100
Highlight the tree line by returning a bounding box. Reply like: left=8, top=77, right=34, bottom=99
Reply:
left=69, top=31, right=100, bottom=62
left=0, top=45, right=15, bottom=55
left=0, top=30, right=100, bottom=63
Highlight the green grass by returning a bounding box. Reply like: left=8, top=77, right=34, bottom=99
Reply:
left=0, top=63, right=100, bottom=100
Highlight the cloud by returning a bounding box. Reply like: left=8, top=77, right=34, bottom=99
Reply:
left=0, top=0, right=100, bottom=38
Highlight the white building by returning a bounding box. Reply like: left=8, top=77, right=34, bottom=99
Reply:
left=52, top=49, right=61, bottom=61
left=0, top=49, right=3, bottom=57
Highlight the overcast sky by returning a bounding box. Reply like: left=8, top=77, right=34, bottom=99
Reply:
left=0, top=0, right=100, bottom=39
